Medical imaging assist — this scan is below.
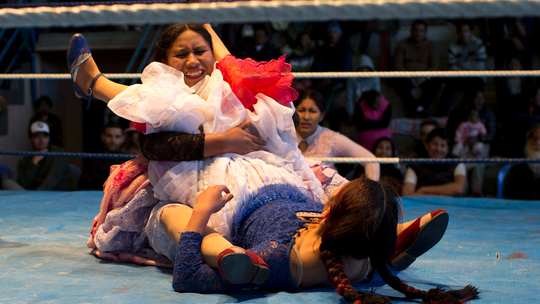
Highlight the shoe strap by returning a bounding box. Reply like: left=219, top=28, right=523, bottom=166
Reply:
left=86, top=73, right=104, bottom=109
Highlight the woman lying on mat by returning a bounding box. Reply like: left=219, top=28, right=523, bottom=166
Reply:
left=173, top=177, right=478, bottom=303
left=68, top=18, right=464, bottom=300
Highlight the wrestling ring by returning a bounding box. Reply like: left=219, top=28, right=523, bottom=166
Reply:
left=1, top=1, right=539, bottom=303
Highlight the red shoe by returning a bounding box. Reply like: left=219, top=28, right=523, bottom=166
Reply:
left=389, top=209, right=449, bottom=271
left=217, top=247, right=269, bottom=285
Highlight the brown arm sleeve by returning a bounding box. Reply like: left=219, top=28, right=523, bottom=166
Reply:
left=139, top=132, right=205, bottom=161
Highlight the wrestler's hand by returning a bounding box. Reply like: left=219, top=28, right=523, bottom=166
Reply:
left=195, top=185, right=234, bottom=215
left=223, top=121, right=269, bottom=154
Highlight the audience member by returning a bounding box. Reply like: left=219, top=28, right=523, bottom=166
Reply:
left=316, top=21, right=353, bottom=130
left=355, top=137, right=403, bottom=190
left=413, top=119, right=439, bottom=158
left=447, top=87, right=496, bottom=147
left=122, top=127, right=141, bottom=155
left=287, top=32, right=316, bottom=91
left=287, top=32, right=316, bottom=72
left=490, top=17, right=534, bottom=109
left=239, top=23, right=280, bottom=62
left=393, top=20, right=440, bottom=118
left=452, top=108, right=487, bottom=157
left=0, top=94, right=7, bottom=120
left=294, top=89, right=379, bottom=180
left=353, top=90, right=392, bottom=151
left=508, top=87, right=540, bottom=156
left=504, top=124, right=540, bottom=200
left=402, top=128, right=467, bottom=197
left=315, top=21, right=352, bottom=74
left=30, top=96, right=63, bottom=146
left=439, top=22, right=487, bottom=116
left=345, top=54, right=381, bottom=118
left=17, top=121, right=72, bottom=190
left=78, top=121, right=126, bottom=190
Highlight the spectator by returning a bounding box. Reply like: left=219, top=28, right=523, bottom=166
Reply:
left=122, top=127, right=141, bottom=155
left=447, top=87, right=496, bottom=147
left=345, top=54, right=381, bottom=118
left=504, top=124, right=540, bottom=200
left=452, top=108, right=487, bottom=157
left=315, top=21, right=352, bottom=74
left=508, top=87, right=540, bottom=155
left=439, top=22, right=487, bottom=116
left=393, top=20, right=440, bottom=118
left=30, top=96, right=63, bottom=146
left=17, top=121, right=72, bottom=190
left=315, top=21, right=353, bottom=130
left=287, top=32, right=316, bottom=91
left=78, top=121, right=125, bottom=190
left=413, top=119, right=439, bottom=158
left=287, top=32, right=316, bottom=72
left=353, top=90, right=392, bottom=151
left=490, top=18, right=534, bottom=109
left=239, top=24, right=280, bottom=62
left=355, top=137, right=403, bottom=189
left=402, top=128, right=467, bottom=197
left=294, top=89, right=379, bottom=180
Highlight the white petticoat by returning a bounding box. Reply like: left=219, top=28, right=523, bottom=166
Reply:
left=108, top=62, right=324, bottom=240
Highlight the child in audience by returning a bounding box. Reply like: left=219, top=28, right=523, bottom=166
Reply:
left=452, top=108, right=487, bottom=157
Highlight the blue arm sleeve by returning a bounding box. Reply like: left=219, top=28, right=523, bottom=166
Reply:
left=172, top=232, right=249, bottom=293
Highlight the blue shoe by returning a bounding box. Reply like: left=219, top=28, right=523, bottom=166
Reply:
left=67, top=33, right=104, bottom=108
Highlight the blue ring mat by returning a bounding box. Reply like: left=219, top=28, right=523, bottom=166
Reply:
left=1, top=191, right=539, bottom=303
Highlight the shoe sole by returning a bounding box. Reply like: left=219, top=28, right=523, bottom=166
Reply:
left=220, top=254, right=270, bottom=285
left=389, top=212, right=449, bottom=271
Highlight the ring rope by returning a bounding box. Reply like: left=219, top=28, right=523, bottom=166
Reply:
left=4, top=70, right=540, bottom=80
left=3, top=0, right=540, bottom=28
left=0, top=150, right=538, bottom=164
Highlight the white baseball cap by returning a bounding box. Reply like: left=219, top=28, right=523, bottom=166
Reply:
left=30, top=121, right=50, bottom=134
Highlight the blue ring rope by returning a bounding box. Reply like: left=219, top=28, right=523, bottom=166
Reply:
left=0, top=150, right=137, bottom=159
left=1, top=150, right=540, bottom=163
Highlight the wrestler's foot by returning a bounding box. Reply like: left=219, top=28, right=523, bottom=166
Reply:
left=389, top=209, right=449, bottom=271
left=217, top=247, right=269, bottom=285
left=67, top=33, right=104, bottom=107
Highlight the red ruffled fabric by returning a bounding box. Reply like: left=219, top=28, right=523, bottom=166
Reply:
left=130, top=122, right=146, bottom=134
left=217, top=54, right=299, bottom=111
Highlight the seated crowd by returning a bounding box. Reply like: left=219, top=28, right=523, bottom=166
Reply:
left=1, top=17, right=539, bottom=199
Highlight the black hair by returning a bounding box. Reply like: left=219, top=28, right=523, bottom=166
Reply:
left=102, top=121, right=123, bottom=133
left=34, top=96, right=53, bottom=109
left=426, top=127, right=448, bottom=144
left=371, top=137, right=396, bottom=157
left=420, top=119, right=439, bottom=129
left=360, top=90, right=380, bottom=108
left=153, top=24, right=214, bottom=64
left=411, top=19, right=428, bottom=30
left=528, top=87, right=540, bottom=100
left=319, top=177, right=479, bottom=303
left=294, top=89, right=326, bottom=114
left=456, top=20, right=474, bottom=33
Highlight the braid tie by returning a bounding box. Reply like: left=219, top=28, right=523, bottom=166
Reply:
left=321, top=249, right=391, bottom=304
left=373, top=259, right=480, bottom=303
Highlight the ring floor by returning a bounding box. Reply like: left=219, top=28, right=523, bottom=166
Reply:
left=1, top=191, right=538, bottom=303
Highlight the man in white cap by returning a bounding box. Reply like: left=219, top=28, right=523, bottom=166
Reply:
left=16, top=121, right=72, bottom=190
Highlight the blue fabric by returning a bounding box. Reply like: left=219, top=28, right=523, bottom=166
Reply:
left=1, top=191, right=539, bottom=303
left=172, top=185, right=323, bottom=293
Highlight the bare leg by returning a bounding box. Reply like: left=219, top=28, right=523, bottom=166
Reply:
left=160, top=204, right=232, bottom=268
left=70, top=55, right=128, bottom=103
